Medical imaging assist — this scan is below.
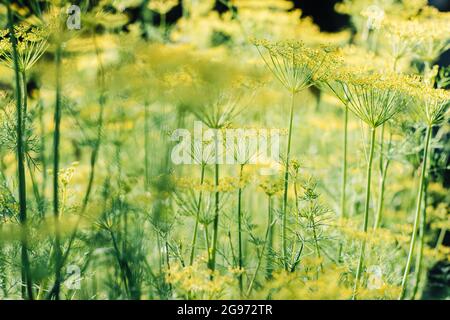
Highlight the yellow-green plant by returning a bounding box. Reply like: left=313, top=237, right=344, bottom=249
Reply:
left=399, top=86, right=450, bottom=300
left=327, top=69, right=413, bottom=298
left=253, top=39, right=336, bottom=269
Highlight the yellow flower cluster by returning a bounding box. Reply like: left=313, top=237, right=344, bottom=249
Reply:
left=148, top=0, right=179, bottom=15
left=0, top=23, right=48, bottom=71
left=166, top=262, right=234, bottom=299
left=253, top=39, right=339, bottom=93
left=58, top=162, right=79, bottom=187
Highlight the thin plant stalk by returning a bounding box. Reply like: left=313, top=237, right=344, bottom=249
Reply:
left=399, top=125, right=432, bottom=300
left=47, top=32, right=106, bottom=299
left=266, top=195, right=273, bottom=279
left=52, top=43, right=63, bottom=300
left=7, top=3, right=34, bottom=300
left=81, top=33, right=106, bottom=211
left=204, top=224, right=211, bottom=263
left=246, top=198, right=272, bottom=296
left=281, top=91, right=296, bottom=270
left=209, top=127, right=222, bottom=272
left=189, top=164, right=206, bottom=265
left=341, top=106, right=349, bottom=219
left=338, top=106, right=348, bottom=261
left=374, top=159, right=390, bottom=229
left=144, top=101, right=150, bottom=191
left=209, top=162, right=220, bottom=272
left=353, top=126, right=376, bottom=299
left=237, top=164, right=244, bottom=293
left=140, top=0, right=150, bottom=40
left=435, top=228, right=446, bottom=250
left=38, top=100, right=47, bottom=215
left=374, top=131, right=392, bottom=230
left=411, top=187, right=428, bottom=299
left=20, top=71, right=27, bottom=127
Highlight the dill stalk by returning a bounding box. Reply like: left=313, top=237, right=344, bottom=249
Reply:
left=281, top=91, right=296, bottom=270
left=246, top=197, right=272, bottom=296
left=237, top=164, right=244, bottom=293
left=341, top=106, right=348, bottom=219
left=189, top=164, right=205, bottom=266
left=353, top=127, right=376, bottom=299
left=52, top=43, right=63, bottom=300
left=209, top=162, right=220, bottom=272
left=400, top=125, right=432, bottom=299
left=7, top=3, right=34, bottom=300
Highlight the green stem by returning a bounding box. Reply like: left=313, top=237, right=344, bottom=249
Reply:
left=341, top=106, right=348, bottom=218
left=38, top=100, right=47, bottom=216
left=373, top=159, right=389, bottom=230
left=82, top=33, right=105, bottom=211
left=237, top=164, right=244, bottom=293
left=411, top=129, right=432, bottom=300
left=399, top=125, right=432, bottom=300
left=144, top=101, right=150, bottom=191
left=435, top=228, right=446, bottom=250
left=353, top=127, right=376, bottom=299
left=189, top=164, right=205, bottom=265
left=7, top=4, right=33, bottom=300
left=54, top=33, right=106, bottom=285
left=52, top=43, right=63, bottom=300
left=140, top=0, right=150, bottom=40
left=312, top=216, right=323, bottom=276
left=374, top=129, right=392, bottom=230
left=20, top=71, right=27, bottom=129
left=282, top=91, right=295, bottom=270
left=411, top=185, right=428, bottom=300
left=338, top=106, right=349, bottom=262
left=246, top=197, right=272, bottom=296
left=204, top=224, right=211, bottom=263
left=209, top=162, right=220, bottom=272
left=266, top=196, right=273, bottom=279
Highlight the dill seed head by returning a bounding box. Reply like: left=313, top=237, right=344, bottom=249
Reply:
left=384, top=16, right=450, bottom=63
left=326, top=68, right=418, bottom=128
left=253, top=39, right=338, bottom=94
left=409, top=86, right=450, bottom=126
left=0, top=24, right=48, bottom=72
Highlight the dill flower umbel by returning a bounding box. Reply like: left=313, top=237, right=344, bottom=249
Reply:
left=253, top=39, right=337, bottom=93
left=0, top=24, right=48, bottom=71
left=383, top=16, right=450, bottom=65
left=409, top=85, right=450, bottom=126
left=326, top=69, right=415, bottom=128
left=399, top=85, right=450, bottom=299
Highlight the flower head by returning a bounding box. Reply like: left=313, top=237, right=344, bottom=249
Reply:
left=326, top=68, right=417, bottom=128
left=253, top=39, right=338, bottom=93
left=0, top=24, right=48, bottom=72
left=409, top=86, right=450, bottom=125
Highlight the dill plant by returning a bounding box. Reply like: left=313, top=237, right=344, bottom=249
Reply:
left=0, top=0, right=448, bottom=301
left=326, top=69, right=413, bottom=297
left=0, top=5, right=47, bottom=300
left=399, top=86, right=450, bottom=299
left=253, top=39, right=336, bottom=269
